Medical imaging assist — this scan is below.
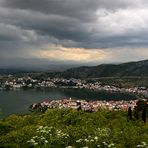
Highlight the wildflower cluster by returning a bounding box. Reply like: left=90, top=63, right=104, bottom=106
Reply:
left=96, top=127, right=110, bottom=137
left=137, top=142, right=148, bottom=148
left=75, top=134, right=116, bottom=148
left=27, top=135, right=49, bottom=146
left=74, top=127, right=117, bottom=148
left=97, top=141, right=116, bottom=148
left=27, top=126, right=70, bottom=147
left=76, top=135, right=98, bottom=144
left=36, top=126, right=53, bottom=134
left=56, top=129, right=69, bottom=139
left=27, top=126, right=51, bottom=146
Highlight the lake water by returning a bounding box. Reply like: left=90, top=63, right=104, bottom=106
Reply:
left=0, top=88, right=137, bottom=118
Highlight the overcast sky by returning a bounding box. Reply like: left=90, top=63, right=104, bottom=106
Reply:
left=0, top=0, right=148, bottom=68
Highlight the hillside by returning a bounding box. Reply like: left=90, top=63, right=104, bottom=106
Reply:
left=59, top=59, right=148, bottom=78
left=0, top=109, right=148, bottom=147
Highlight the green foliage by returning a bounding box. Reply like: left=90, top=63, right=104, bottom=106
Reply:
left=0, top=109, right=148, bottom=148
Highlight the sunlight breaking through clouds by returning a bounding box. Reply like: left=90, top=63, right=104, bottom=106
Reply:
left=34, top=45, right=111, bottom=63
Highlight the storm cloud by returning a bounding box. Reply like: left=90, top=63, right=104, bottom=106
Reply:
left=0, top=0, right=148, bottom=68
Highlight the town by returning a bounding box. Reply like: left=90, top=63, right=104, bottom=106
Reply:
left=30, top=98, right=147, bottom=112
left=0, top=75, right=148, bottom=97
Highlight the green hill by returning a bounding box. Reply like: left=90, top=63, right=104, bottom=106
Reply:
left=59, top=59, right=148, bottom=78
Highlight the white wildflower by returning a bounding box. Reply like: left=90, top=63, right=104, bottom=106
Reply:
left=141, top=142, right=147, bottom=146
left=90, top=139, right=94, bottom=142
left=76, top=139, right=82, bottom=143
left=102, top=141, right=107, bottom=146
left=84, top=139, right=89, bottom=142
left=44, top=140, right=48, bottom=144
left=33, top=142, right=38, bottom=146
left=94, top=136, right=98, bottom=140
left=30, top=139, right=35, bottom=143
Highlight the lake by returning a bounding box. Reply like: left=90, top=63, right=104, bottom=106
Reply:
left=0, top=88, right=137, bottom=118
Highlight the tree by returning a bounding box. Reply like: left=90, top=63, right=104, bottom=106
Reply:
left=127, top=106, right=132, bottom=121
left=133, top=99, right=147, bottom=123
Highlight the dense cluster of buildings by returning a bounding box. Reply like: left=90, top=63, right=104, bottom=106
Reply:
left=31, top=98, right=140, bottom=112
left=0, top=76, right=148, bottom=97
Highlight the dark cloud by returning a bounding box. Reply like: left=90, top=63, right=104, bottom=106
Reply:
left=0, top=0, right=148, bottom=67
left=2, top=0, right=99, bottom=22
left=2, top=0, right=135, bottom=14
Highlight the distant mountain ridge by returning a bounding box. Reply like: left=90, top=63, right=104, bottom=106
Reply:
left=0, top=59, right=148, bottom=77
left=0, top=65, right=78, bottom=75
left=60, top=59, right=148, bottom=78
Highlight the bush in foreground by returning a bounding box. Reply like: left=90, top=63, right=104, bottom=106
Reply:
left=0, top=109, right=148, bottom=148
